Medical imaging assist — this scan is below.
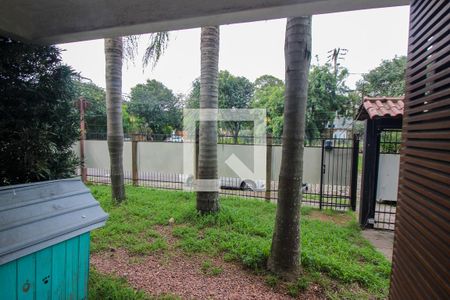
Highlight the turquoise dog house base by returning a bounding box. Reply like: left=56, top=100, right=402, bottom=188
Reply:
left=1, top=233, right=90, bottom=300
left=0, top=178, right=108, bottom=300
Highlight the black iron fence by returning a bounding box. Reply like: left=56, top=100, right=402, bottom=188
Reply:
left=318, top=138, right=359, bottom=211
left=379, top=129, right=402, bottom=154
left=78, top=136, right=359, bottom=212
left=79, top=168, right=355, bottom=211
left=373, top=129, right=401, bottom=230
left=86, top=131, right=335, bottom=147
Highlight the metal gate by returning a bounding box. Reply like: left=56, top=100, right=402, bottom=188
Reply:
left=302, top=135, right=359, bottom=211
left=374, top=129, right=401, bottom=230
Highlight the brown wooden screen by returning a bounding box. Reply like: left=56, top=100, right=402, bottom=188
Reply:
left=389, top=0, right=450, bottom=298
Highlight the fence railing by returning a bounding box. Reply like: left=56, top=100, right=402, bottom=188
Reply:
left=78, top=167, right=352, bottom=210
left=379, top=129, right=402, bottom=154
left=78, top=135, right=358, bottom=211
left=85, top=131, right=343, bottom=147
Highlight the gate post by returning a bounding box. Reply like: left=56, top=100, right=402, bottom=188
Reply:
left=194, top=127, right=199, bottom=179
left=319, top=139, right=325, bottom=210
left=350, top=134, right=359, bottom=211
left=132, top=135, right=139, bottom=186
left=77, top=97, right=88, bottom=183
left=359, top=120, right=379, bottom=228
left=265, top=134, right=273, bottom=202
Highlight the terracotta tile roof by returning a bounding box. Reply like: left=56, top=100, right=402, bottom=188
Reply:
left=357, top=96, right=405, bottom=120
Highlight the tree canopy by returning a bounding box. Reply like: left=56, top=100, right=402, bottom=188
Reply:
left=251, top=75, right=285, bottom=137
left=186, top=70, right=254, bottom=140
left=356, top=56, right=406, bottom=97
left=187, top=70, right=254, bottom=110
left=251, top=64, right=356, bottom=140
left=128, top=79, right=182, bottom=134
left=74, top=79, right=107, bottom=134
left=73, top=79, right=181, bottom=137
left=0, top=37, right=79, bottom=185
left=306, top=63, right=355, bottom=140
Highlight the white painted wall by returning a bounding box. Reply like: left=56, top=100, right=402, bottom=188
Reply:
left=74, top=140, right=352, bottom=185
left=217, top=144, right=266, bottom=179
left=77, top=140, right=133, bottom=171
left=376, top=154, right=400, bottom=201
left=271, top=147, right=323, bottom=184
left=138, top=142, right=185, bottom=174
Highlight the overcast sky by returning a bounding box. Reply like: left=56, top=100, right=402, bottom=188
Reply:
left=59, top=6, right=410, bottom=96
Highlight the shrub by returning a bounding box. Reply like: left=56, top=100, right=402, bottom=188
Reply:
left=0, top=37, right=79, bottom=185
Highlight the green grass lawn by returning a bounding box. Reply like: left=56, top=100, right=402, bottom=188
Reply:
left=89, top=185, right=390, bottom=299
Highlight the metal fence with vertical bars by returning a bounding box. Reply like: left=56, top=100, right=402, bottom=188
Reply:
left=77, top=135, right=359, bottom=212
left=374, top=129, right=402, bottom=230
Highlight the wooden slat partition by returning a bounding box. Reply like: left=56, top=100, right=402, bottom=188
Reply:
left=389, top=0, right=450, bottom=298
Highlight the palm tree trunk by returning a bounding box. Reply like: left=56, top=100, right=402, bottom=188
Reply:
left=196, top=26, right=220, bottom=213
left=105, top=37, right=126, bottom=202
left=267, top=17, right=312, bottom=280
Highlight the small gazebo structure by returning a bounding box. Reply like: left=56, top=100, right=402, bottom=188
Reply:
left=356, top=96, right=404, bottom=228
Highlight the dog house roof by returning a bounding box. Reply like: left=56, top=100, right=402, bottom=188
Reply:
left=0, top=178, right=108, bottom=265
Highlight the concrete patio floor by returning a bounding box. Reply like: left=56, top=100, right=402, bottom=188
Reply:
left=362, top=229, right=395, bottom=261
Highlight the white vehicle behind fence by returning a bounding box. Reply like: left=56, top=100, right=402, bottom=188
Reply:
left=219, top=178, right=308, bottom=192
left=97, top=170, right=307, bottom=193
left=219, top=177, right=266, bottom=191
left=178, top=175, right=266, bottom=191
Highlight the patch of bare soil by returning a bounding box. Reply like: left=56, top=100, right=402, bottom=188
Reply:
left=92, top=249, right=268, bottom=299
left=307, top=211, right=351, bottom=225
left=91, top=227, right=326, bottom=300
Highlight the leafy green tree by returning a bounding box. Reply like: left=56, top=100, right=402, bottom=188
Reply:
left=122, top=104, right=147, bottom=135
left=74, top=79, right=107, bottom=134
left=218, top=71, right=254, bottom=142
left=356, top=56, right=406, bottom=96
left=186, top=70, right=254, bottom=142
left=251, top=75, right=285, bottom=137
left=0, top=37, right=79, bottom=185
left=185, top=79, right=200, bottom=109
left=306, top=63, right=352, bottom=141
left=254, top=74, right=284, bottom=90
left=128, top=79, right=182, bottom=134
left=251, top=65, right=355, bottom=142
left=217, top=71, right=254, bottom=109
left=73, top=80, right=148, bottom=137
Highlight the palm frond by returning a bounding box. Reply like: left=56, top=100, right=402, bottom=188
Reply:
left=142, top=32, right=170, bottom=69
left=123, top=35, right=140, bottom=63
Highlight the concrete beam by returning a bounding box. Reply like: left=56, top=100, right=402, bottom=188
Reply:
left=0, top=0, right=409, bottom=44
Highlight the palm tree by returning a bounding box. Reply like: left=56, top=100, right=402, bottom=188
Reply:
left=267, top=16, right=312, bottom=280
left=105, top=37, right=125, bottom=202
left=196, top=26, right=220, bottom=213
left=104, top=33, right=169, bottom=203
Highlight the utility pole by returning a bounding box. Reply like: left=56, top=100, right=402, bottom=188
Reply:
left=327, top=48, right=348, bottom=139
left=77, top=97, right=88, bottom=183
left=327, top=47, right=348, bottom=77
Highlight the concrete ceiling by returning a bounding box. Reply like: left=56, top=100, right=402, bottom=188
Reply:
left=0, top=0, right=409, bottom=44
